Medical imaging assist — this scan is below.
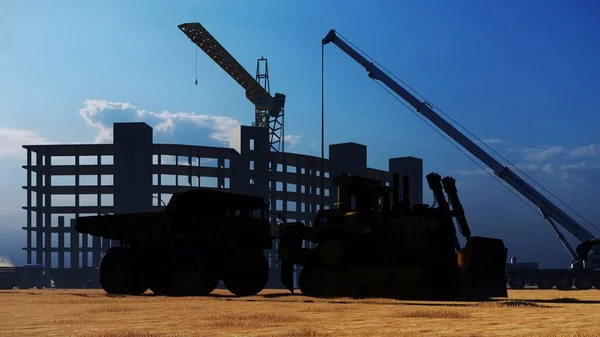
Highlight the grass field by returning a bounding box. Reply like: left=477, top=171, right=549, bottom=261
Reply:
left=1, top=289, right=599, bottom=337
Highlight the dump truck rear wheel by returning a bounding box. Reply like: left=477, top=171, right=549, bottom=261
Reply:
left=169, top=248, right=219, bottom=297
left=223, top=251, right=269, bottom=297
left=99, top=247, right=148, bottom=296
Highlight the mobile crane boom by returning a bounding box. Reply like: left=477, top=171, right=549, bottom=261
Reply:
left=322, top=30, right=600, bottom=265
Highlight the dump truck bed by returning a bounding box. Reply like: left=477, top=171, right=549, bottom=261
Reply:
left=75, top=212, right=168, bottom=247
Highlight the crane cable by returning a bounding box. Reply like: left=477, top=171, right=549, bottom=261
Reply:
left=195, top=47, right=198, bottom=86
left=371, top=78, right=540, bottom=216
left=333, top=31, right=600, bottom=234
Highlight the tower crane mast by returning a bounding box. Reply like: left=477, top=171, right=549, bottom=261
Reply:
left=178, top=22, right=286, bottom=152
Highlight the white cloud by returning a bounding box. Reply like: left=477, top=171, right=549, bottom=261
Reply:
left=519, top=146, right=566, bottom=161
left=481, top=138, right=503, bottom=145
left=537, top=162, right=600, bottom=182
left=455, top=164, right=539, bottom=177
left=79, top=99, right=242, bottom=145
left=456, top=161, right=600, bottom=187
left=283, top=134, right=302, bottom=147
left=569, top=145, right=599, bottom=158
left=507, top=144, right=600, bottom=162
left=79, top=100, right=135, bottom=144
left=514, top=163, right=542, bottom=171
left=454, top=167, right=493, bottom=176
left=0, top=127, right=53, bottom=157
left=154, top=116, right=175, bottom=133
left=151, top=111, right=240, bottom=144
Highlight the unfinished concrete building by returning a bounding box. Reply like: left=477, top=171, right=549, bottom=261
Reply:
left=22, top=122, right=423, bottom=287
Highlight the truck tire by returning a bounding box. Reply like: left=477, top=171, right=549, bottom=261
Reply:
left=149, top=278, right=170, bottom=296
left=298, top=265, right=327, bottom=297
left=223, top=251, right=269, bottom=297
left=508, top=277, right=525, bottom=289
left=575, top=277, right=593, bottom=290
left=314, top=231, right=354, bottom=269
left=536, top=277, right=553, bottom=289
left=555, top=277, right=573, bottom=290
left=99, top=247, right=148, bottom=296
left=169, top=247, right=219, bottom=297
left=317, top=239, right=344, bottom=268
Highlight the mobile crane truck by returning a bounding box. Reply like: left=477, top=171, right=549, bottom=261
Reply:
left=317, top=29, right=600, bottom=291
left=0, top=264, right=50, bottom=289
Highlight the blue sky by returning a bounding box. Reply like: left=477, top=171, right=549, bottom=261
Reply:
left=1, top=0, right=600, bottom=268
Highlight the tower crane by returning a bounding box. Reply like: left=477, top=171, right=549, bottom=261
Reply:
left=178, top=22, right=286, bottom=152
left=322, top=30, right=600, bottom=270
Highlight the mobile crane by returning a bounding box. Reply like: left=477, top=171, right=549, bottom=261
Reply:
left=321, top=30, right=600, bottom=290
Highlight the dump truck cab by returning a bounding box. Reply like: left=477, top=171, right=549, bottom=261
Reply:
left=75, top=188, right=272, bottom=297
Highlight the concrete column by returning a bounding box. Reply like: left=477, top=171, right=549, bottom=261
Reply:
left=70, top=218, right=79, bottom=268
left=58, top=216, right=65, bottom=269
left=328, top=142, right=368, bottom=179
left=389, top=156, right=424, bottom=205
left=26, top=149, right=32, bottom=264
left=113, top=123, right=153, bottom=214
left=44, top=149, right=51, bottom=269
left=217, top=157, right=225, bottom=189
left=94, top=153, right=102, bottom=267
left=35, top=152, right=43, bottom=265
left=229, top=125, right=269, bottom=200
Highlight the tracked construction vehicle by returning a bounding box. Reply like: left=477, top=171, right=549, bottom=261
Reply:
left=278, top=172, right=508, bottom=300
left=75, top=189, right=272, bottom=297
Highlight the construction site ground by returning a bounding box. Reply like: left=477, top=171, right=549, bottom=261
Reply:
left=1, top=288, right=598, bottom=337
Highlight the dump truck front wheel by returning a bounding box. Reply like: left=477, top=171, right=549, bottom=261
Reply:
left=223, top=251, right=269, bottom=297
left=99, top=247, right=148, bottom=296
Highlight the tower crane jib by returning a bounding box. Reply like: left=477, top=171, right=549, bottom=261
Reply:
left=178, top=22, right=286, bottom=152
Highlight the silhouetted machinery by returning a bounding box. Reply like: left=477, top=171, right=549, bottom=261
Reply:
left=75, top=171, right=505, bottom=300
left=278, top=172, right=508, bottom=300
left=75, top=189, right=272, bottom=297
left=320, top=29, right=600, bottom=290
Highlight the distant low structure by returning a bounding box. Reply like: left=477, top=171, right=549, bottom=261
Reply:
left=22, top=122, right=423, bottom=287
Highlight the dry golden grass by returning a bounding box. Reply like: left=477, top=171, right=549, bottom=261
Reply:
left=391, top=308, right=472, bottom=319
left=1, top=288, right=600, bottom=337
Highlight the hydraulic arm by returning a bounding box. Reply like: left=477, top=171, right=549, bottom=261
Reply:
left=322, top=30, right=600, bottom=265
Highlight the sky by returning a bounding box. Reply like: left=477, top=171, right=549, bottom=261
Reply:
left=1, top=0, right=600, bottom=269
